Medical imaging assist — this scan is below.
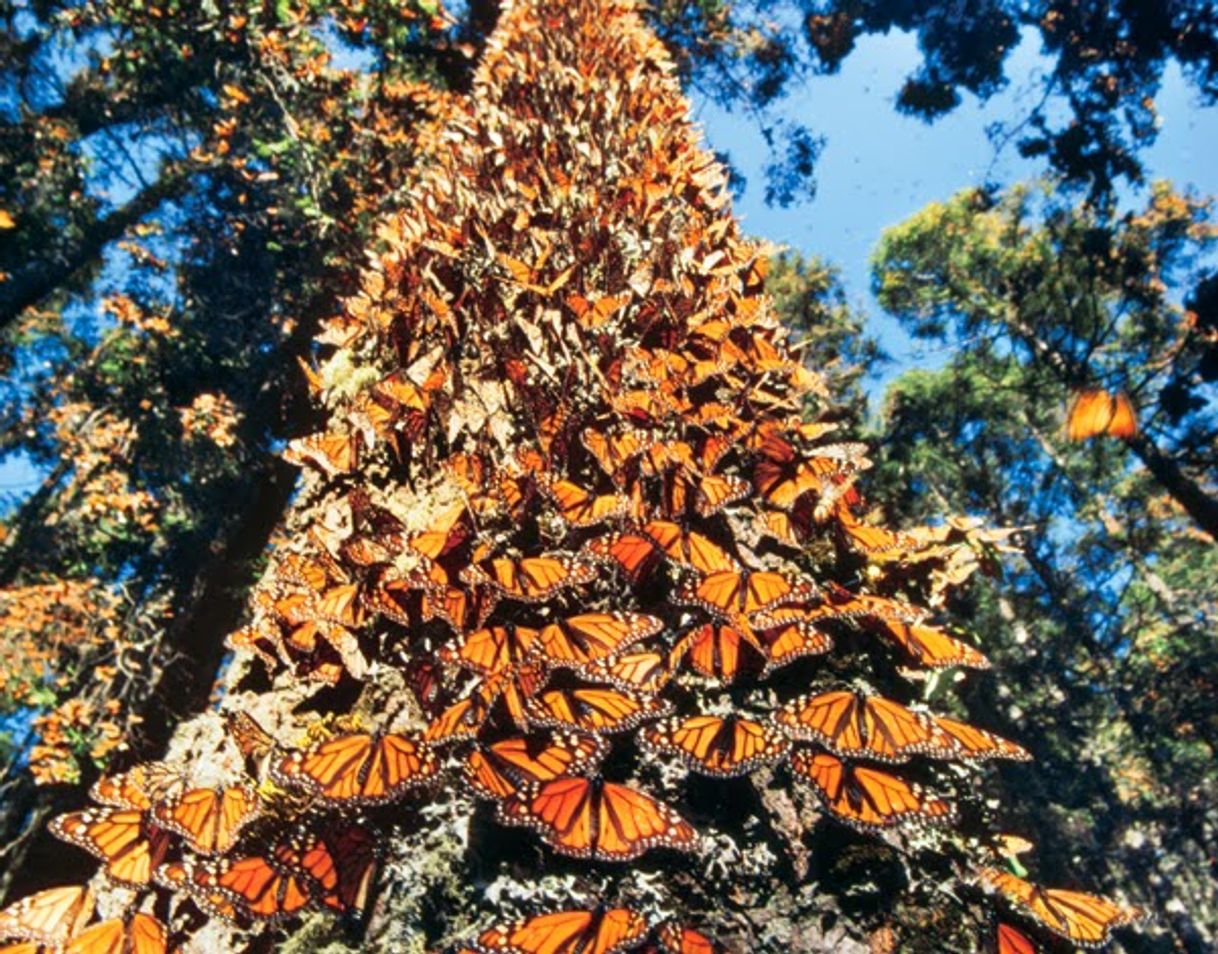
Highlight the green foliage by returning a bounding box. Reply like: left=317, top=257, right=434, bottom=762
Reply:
left=867, top=181, right=1218, bottom=948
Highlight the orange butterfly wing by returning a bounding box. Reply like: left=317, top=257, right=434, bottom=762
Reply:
left=152, top=784, right=261, bottom=855
left=790, top=750, right=954, bottom=830
left=674, top=622, right=764, bottom=683
left=465, top=733, right=606, bottom=799
left=49, top=809, right=168, bottom=886
left=0, top=887, right=93, bottom=947
left=877, top=620, right=991, bottom=670
left=642, top=714, right=790, bottom=777
left=88, top=762, right=180, bottom=812
left=497, top=778, right=696, bottom=860
left=933, top=716, right=1031, bottom=762
left=462, top=554, right=595, bottom=602
left=776, top=691, right=958, bottom=763
left=273, top=732, right=438, bottom=805
left=996, top=923, right=1037, bottom=954
left=544, top=479, right=628, bottom=527
left=63, top=913, right=168, bottom=954
left=583, top=532, right=664, bottom=581
left=979, top=868, right=1144, bottom=947
left=441, top=624, right=540, bottom=675
left=525, top=687, right=673, bottom=735
left=657, top=922, right=729, bottom=954
left=642, top=521, right=736, bottom=574
left=1066, top=388, right=1137, bottom=441
left=538, top=612, right=662, bottom=667
left=581, top=649, right=672, bottom=693
left=479, top=908, right=649, bottom=954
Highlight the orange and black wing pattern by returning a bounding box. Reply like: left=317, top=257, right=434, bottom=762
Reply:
left=62, top=913, right=169, bottom=954
left=49, top=808, right=169, bottom=886
left=0, top=886, right=93, bottom=948
left=475, top=907, right=649, bottom=954
left=775, top=691, right=959, bottom=762
left=497, top=777, right=696, bottom=860
left=461, top=554, right=596, bottom=603
left=273, top=732, right=438, bottom=805
left=642, top=714, right=790, bottom=777
left=790, top=750, right=954, bottom=830
left=978, top=868, right=1145, bottom=948
left=932, top=716, right=1031, bottom=762
left=525, top=687, right=673, bottom=735
left=465, top=733, right=607, bottom=799
left=996, top=923, right=1037, bottom=954
left=151, top=783, right=262, bottom=855
left=538, top=612, right=662, bottom=668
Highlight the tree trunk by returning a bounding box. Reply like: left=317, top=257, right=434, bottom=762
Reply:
left=55, top=2, right=1140, bottom=952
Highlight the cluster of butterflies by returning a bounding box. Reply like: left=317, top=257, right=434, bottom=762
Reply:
left=5, top=1, right=1148, bottom=951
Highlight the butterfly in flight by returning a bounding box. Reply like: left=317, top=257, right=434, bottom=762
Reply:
left=978, top=868, right=1145, bottom=948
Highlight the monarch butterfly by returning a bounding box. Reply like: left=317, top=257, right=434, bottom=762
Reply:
left=753, top=612, right=835, bottom=673
left=1065, top=388, right=1137, bottom=441
left=497, top=777, right=696, bottom=860
left=525, top=687, right=673, bottom=735
left=298, top=822, right=379, bottom=915
left=88, top=762, right=180, bottom=813
left=272, top=731, right=438, bottom=805
left=62, top=913, right=168, bottom=954
left=583, top=531, right=665, bottom=581
left=542, top=478, right=629, bottom=527
left=789, top=749, right=954, bottom=831
left=283, top=429, right=361, bottom=476
left=977, top=868, right=1146, bottom=947
left=476, top=907, right=649, bottom=954
left=641, top=521, right=736, bottom=574
left=225, top=710, right=277, bottom=766
left=836, top=511, right=915, bottom=554
left=659, top=469, right=749, bottom=520
left=49, top=809, right=170, bottom=886
left=538, top=612, right=663, bottom=668
left=461, top=554, right=596, bottom=603
left=656, top=921, right=729, bottom=954
left=996, top=923, right=1037, bottom=954
left=672, top=622, right=764, bottom=683
left=189, top=841, right=322, bottom=921
left=567, top=291, right=632, bottom=328
left=582, top=426, right=645, bottom=482
left=424, top=694, right=494, bottom=745
left=153, top=860, right=240, bottom=922
left=151, top=783, right=262, bottom=855
left=422, top=582, right=500, bottom=634
left=676, top=569, right=815, bottom=621
left=797, top=587, right=925, bottom=626
left=440, top=624, right=541, bottom=676
left=580, top=648, right=672, bottom=694
left=641, top=714, right=791, bottom=777
left=465, top=733, right=607, bottom=799
left=874, top=620, right=991, bottom=670
left=932, top=716, right=1031, bottom=762
left=0, top=886, right=92, bottom=948
left=775, top=691, right=959, bottom=763
left=753, top=455, right=836, bottom=510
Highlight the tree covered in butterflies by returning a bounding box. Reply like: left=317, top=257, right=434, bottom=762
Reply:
left=0, top=0, right=1153, bottom=952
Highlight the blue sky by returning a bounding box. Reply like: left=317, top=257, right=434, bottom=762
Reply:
left=693, top=27, right=1218, bottom=394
